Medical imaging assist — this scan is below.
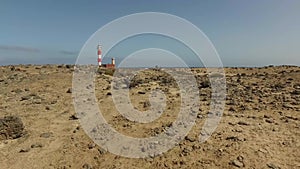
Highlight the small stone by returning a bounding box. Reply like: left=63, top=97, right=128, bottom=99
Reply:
left=181, top=147, right=192, bottom=156
left=283, top=103, right=295, bottom=109
left=138, top=91, right=146, bottom=94
left=98, top=147, right=107, bottom=155
left=228, top=122, right=235, bottom=126
left=231, top=159, right=244, bottom=167
left=32, top=99, right=42, bottom=104
left=31, top=143, right=43, bottom=148
left=143, top=101, right=151, bottom=108
left=40, top=132, right=53, bottom=138
left=290, top=90, right=300, bottom=95
left=185, top=135, right=196, bottom=142
left=120, top=84, right=127, bottom=89
left=69, top=114, right=79, bottom=120
left=10, top=66, right=15, bottom=71
left=66, top=65, right=72, bottom=69
left=19, top=148, right=30, bottom=153
left=265, top=119, right=274, bottom=123
left=267, top=163, right=281, bottom=169
left=66, top=88, right=72, bottom=93
left=12, top=89, right=23, bottom=93
left=50, top=100, right=57, bottom=104
left=258, top=148, right=268, bottom=154
left=226, top=136, right=238, bottom=141
left=145, top=157, right=154, bottom=162
left=21, top=96, right=31, bottom=101
left=197, top=114, right=203, bottom=119
left=237, top=121, right=249, bottom=126
left=285, top=115, right=298, bottom=121
left=199, top=81, right=210, bottom=88
left=88, top=143, right=96, bottom=149
left=229, top=107, right=236, bottom=112
left=82, top=163, right=93, bottom=169
left=237, top=155, right=244, bottom=162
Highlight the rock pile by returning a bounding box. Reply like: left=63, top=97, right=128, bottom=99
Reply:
left=0, top=115, right=25, bottom=140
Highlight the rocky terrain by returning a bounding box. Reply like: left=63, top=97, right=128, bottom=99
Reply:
left=0, top=65, right=299, bottom=169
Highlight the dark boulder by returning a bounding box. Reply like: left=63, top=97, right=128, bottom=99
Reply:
left=0, top=116, right=25, bottom=140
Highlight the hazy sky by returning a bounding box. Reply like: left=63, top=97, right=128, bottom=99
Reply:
left=1, top=0, right=299, bottom=66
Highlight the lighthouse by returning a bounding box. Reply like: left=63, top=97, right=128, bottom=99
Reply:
left=97, top=44, right=102, bottom=66
left=97, top=44, right=115, bottom=69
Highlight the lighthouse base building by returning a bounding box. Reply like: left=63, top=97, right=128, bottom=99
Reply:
left=102, top=58, right=115, bottom=69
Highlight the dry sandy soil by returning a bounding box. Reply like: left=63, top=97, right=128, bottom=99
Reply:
left=0, top=65, right=299, bottom=169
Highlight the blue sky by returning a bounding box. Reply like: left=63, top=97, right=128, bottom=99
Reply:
left=1, top=0, right=299, bottom=66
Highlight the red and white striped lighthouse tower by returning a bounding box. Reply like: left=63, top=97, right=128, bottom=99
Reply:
left=97, top=44, right=102, bottom=66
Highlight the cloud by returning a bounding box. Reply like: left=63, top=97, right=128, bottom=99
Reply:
left=0, top=45, right=40, bottom=53
left=59, top=50, right=78, bottom=55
